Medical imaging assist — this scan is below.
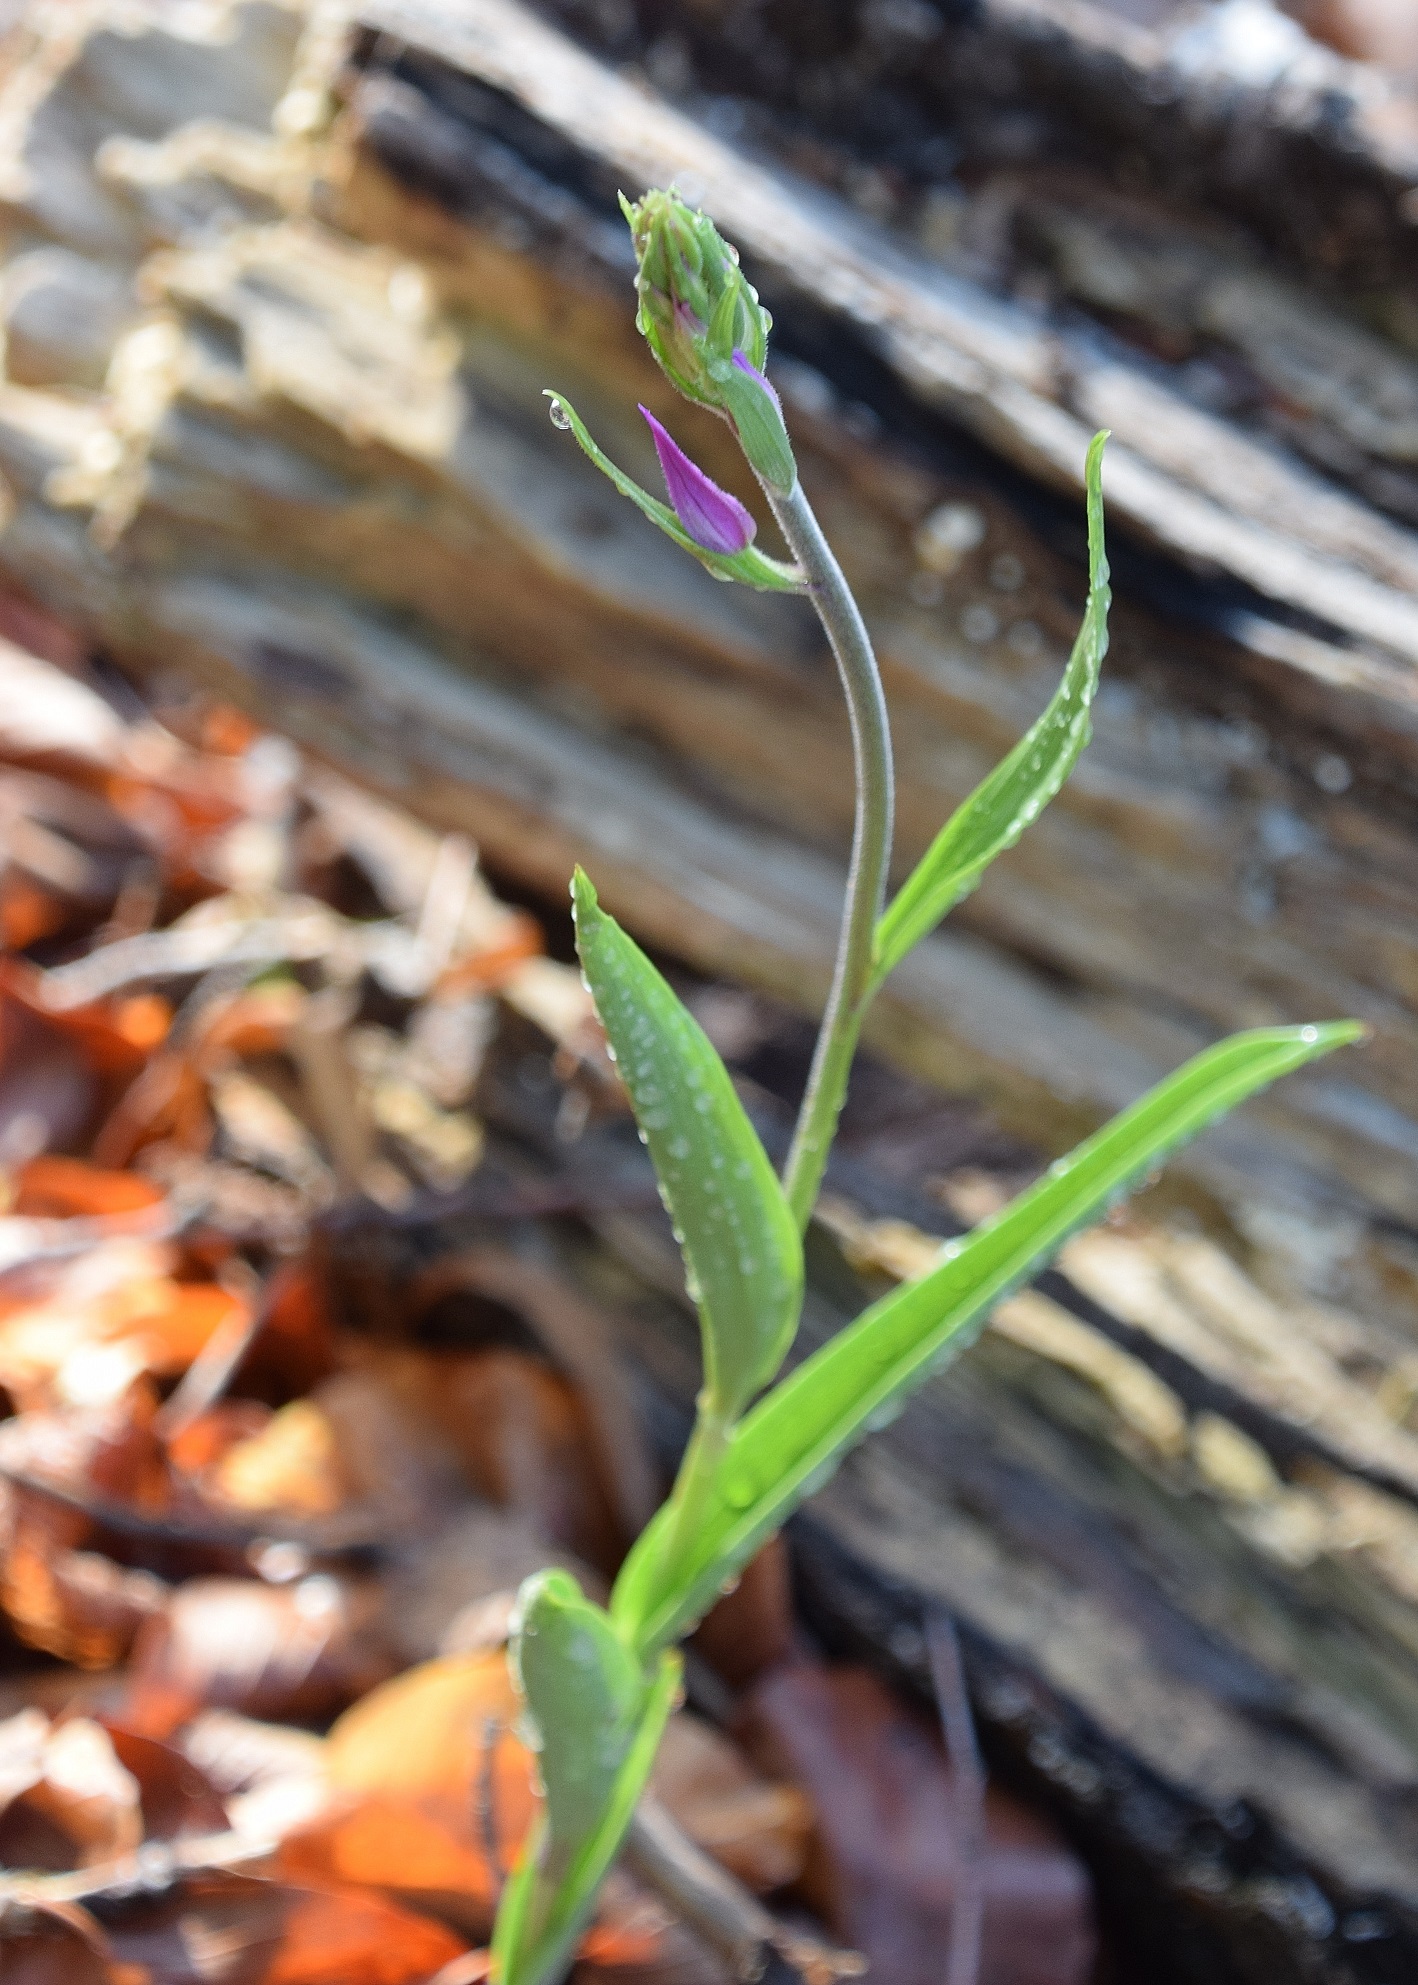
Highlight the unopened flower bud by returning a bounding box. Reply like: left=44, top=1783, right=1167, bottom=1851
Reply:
left=621, top=188, right=797, bottom=493
left=640, top=407, right=757, bottom=554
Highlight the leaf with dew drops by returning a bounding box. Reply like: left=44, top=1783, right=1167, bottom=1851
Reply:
left=611, top=1020, right=1361, bottom=1653
left=871, top=430, right=1111, bottom=993
left=571, top=869, right=803, bottom=1426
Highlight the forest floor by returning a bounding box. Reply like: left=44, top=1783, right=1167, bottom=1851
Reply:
left=0, top=603, right=1096, bottom=1985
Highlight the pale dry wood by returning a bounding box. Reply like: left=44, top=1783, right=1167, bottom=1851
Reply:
left=0, top=0, right=1415, bottom=1307
left=357, top=0, right=1418, bottom=666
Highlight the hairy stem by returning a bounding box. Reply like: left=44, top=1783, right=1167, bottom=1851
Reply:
left=767, top=478, right=894, bottom=1231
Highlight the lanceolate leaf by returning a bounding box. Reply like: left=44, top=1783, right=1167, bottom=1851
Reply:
left=492, top=1570, right=680, bottom=1985
left=612, top=1021, right=1361, bottom=1653
left=870, top=430, right=1112, bottom=993
left=572, top=870, right=804, bottom=1423
left=545, top=394, right=803, bottom=592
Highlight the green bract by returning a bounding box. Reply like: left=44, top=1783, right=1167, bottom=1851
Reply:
left=546, top=394, right=802, bottom=592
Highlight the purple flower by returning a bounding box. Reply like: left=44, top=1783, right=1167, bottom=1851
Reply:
left=640, top=406, right=757, bottom=555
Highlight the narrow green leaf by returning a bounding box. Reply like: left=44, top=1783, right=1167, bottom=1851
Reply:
left=612, top=1020, right=1361, bottom=1653
left=545, top=393, right=803, bottom=592
left=492, top=1570, right=680, bottom=1985
left=573, top=870, right=804, bottom=1422
left=871, top=430, right=1111, bottom=992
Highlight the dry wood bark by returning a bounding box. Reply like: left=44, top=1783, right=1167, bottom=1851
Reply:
left=0, top=0, right=1415, bottom=1303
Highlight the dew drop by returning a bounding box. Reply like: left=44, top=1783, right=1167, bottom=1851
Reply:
left=548, top=399, right=572, bottom=430
left=1299, top=1025, right=1319, bottom=1044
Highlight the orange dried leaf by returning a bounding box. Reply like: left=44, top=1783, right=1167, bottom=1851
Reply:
left=90, top=1051, right=211, bottom=1169
left=200, top=705, right=264, bottom=756
left=434, top=912, right=543, bottom=997
left=123, top=1575, right=393, bottom=1734
left=323, top=1651, right=536, bottom=1844
left=263, top=1882, right=473, bottom=1985
left=15, top=1156, right=163, bottom=1220
left=92, top=1872, right=471, bottom=1985
left=1, top=874, right=69, bottom=951
left=279, top=1793, right=503, bottom=1936
left=211, top=1401, right=347, bottom=1516
left=136, top=1282, right=246, bottom=1377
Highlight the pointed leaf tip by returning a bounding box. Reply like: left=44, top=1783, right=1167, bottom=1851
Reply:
left=871, top=430, right=1111, bottom=988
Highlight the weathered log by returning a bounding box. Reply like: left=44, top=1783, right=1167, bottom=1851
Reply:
left=0, top=0, right=1416, bottom=1313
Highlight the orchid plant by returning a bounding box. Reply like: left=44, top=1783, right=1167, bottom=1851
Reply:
left=491, top=189, right=1360, bottom=1985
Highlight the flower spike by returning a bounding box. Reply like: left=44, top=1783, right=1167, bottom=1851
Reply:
left=640, top=407, right=756, bottom=555
left=621, top=187, right=797, bottom=494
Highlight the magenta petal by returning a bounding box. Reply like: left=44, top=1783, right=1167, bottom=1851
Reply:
left=639, top=405, right=757, bottom=555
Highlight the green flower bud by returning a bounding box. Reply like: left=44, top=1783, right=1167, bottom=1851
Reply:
left=620, top=188, right=797, bottom=493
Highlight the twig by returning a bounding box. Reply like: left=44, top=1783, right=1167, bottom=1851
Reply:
left=288, top=983, right=378, bottom=1193
left=928, top=1610, right=987, bottom=1985
left=0, top=1202, right=178, bottom=1278
left=154, top=1279, right=272, bottom=1444
left=37, top=907, right=355, bottom=1009
left=474, top=1712, right=507, bottom=1889
left=412, top=832, right=475, bottom=985
left=0, top=1828, right=275, bottom=1909
left=0, top=1459, right=386, bottom=1555
left=765, top=478, right=894, bottom=1233
left=624, top=1795, right=864, bottom=1985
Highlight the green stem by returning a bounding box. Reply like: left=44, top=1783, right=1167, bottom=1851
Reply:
left=767, top=478, right=894, bottom=1231
left=656, top=1408, right=731, bottom=1590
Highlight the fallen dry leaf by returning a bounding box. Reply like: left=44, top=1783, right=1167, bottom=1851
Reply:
left=738, top=1659, right=1096, bottom=1985
left=89, top=1870, right=472, bottom=1985
left=103, top=1719, right=230, bottom=1839
left=0, top=1247, right=247, bottom=1407
left=209, top=1400, right=349, bottom=1517
left=123, top=1575, right=395, bottom=1737
left=652, top=1709, right=813, bottom=1895
left=0, top=1708, right=142, bottom=1869
left=181, top=1707, right=329, bottom=1841
left=0, top=1899, right=134, bottom=1985
left=342, top=1344, right=621, bottom=1572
